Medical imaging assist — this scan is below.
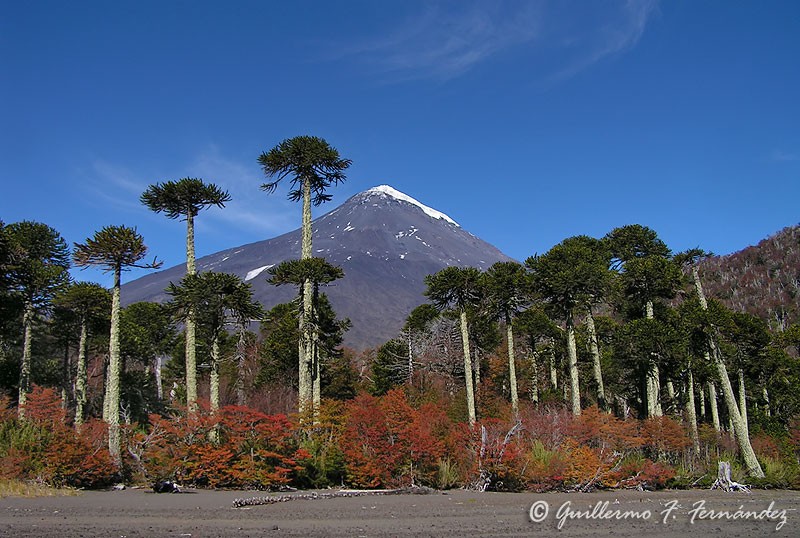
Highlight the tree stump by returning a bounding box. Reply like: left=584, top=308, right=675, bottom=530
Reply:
left=710, top=461, right=751, bottom=492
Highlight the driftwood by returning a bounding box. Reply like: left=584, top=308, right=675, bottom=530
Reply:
left=233, top=486, right=437, bottom=508
left=710, top=461, right=751, bottom=493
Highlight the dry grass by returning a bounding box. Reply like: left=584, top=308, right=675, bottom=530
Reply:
left=0, top=479, right=80, bottom=498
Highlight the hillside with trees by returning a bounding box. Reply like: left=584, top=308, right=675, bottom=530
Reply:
left=700, top=224, right=800, bottom=332
left=2, top=140, right=800, bottom=493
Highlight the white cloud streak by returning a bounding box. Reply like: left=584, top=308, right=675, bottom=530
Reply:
left=342, top=0, right=659, bottom=83
left=85, top=147, right=300, bottom=242
left=770, top=149, right=799, bottom=162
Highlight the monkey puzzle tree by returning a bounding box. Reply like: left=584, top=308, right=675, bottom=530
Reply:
left=5, top=221, right=71, bottom=418
left=166, top=271, right=262, bottom=413
left=526, top=236, right=609, bottom=416
left=259, top=136, right=350, bottom=413
left=424, top=266, right=483, bottom=426
left=73, top=225, right=161, bottom=464
left=483, top=261, right=529, bottom=416
left=675, top=248, right=764, bottom=477
left=120, top=301, right=177, bottom=402
left=514, top=305, right=561, bottom=403
left=605, top=225, right=682, bottom=418
left=53, top=282, right=111, bottom=427
left=268, top=257, right=345, bottom=415
left=140, top=177, right=231, bottom=412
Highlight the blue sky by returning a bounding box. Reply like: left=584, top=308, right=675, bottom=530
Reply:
left=2, top=0, right=798, bottom=287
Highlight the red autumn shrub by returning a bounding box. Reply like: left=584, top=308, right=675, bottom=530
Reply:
left=341, top=390, right=453, bottom=488
left=466, top=418, right=526, bottom=491
left=562, top=439, right=603, bottom=487
left=518, top=404, right=571, bottom=450
left=341, top=393, right=398, bottom=487
left=605, top=458, right=676, bottom=490
left=0, top=387, right=116, bottom=488
left=133, top=404, right=306, bottom=489
left=641, top=416, right=691, bottom=457
left=42, top=419, right=116, bottom=488
left=750, top=433, right=781, bottom=459
left=789, top=416, right=800, bottom=453
left=522, top=440, right=569, bottom=492
left=24, top=386, right=67, bottom=426
left=567, top=406, right=643, bottom=452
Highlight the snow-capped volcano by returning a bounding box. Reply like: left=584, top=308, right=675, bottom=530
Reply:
left=122, top=185, right=514, bottom=349
left=365, top=185, right=459, bottom=226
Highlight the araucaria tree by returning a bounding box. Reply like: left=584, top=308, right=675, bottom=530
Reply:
left=53, top=282, right=111, bottom=427
left=605, top=225, right=682, bottom=418
left=140, top=178, right=231, bottom=412
left=677, top=248, right=765, bottom=478
left=166, top=271, right=262, bottom=413
left=424, top=266, right=483, bottom=426
left=73, top=225, right=161, bottom=464
left=259, top=135, right=351, bottom=414
left=5, top=221, right=71, bottom=418
left=483, top=261, right=529, bottom=416
left=527, top=236, right=610, bottom=416
left=267, top=257, right=345, bottom=414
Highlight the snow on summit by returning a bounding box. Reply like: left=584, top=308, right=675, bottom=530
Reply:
left=366, top=185, right=459, bottom=227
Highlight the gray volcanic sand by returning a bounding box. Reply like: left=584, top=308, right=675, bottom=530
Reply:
left=2, top=488, right=799, bottom=537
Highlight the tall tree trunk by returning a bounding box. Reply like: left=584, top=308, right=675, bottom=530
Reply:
left=74, top=318, right=88, bottom=428
left=665, top=380, right=676, bottom=414
left=102, top=357, right=110, bottom=422
left=686, top=366, right=700, bottom=453
left=645, top=300, right=662, bottom=417
left=506, top=315, right=519, bottom=416
left=529, top=348, right=539, bottom=403
left=298, top=180, right=314, bottom=415
left=699, top=382, right=706, bottom=420
left=459, top=310, right=477, bottom=426
left=312, top=332, right=321, bottom=414
left=565, top=311, right=581, bottom=416
left=586, top=311, right=606, bottom=411
left=209, top=336, right=221, bottom=443
left=155, top=355, right=163, bottom=401
left=107, top=267, right=122, bottom=465
left=210, top=337, right=220, bottom=413
left=407, top=331, right=414, bottom=383
left=762, top=384, right=771, bottom=417
left=692, top=264, right=763, bottom=477
left=708, top=380, right=720, bottom=431
left=185, top=213, right=198, bottom=412
left=549, top=338, right=558, bottom=390
left=738, top=368, right=749, bottom=438
left=17, top=302, right=34, bottom=419
left=235, top=328, right=247, bottom=406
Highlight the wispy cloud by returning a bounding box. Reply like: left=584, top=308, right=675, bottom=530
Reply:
left=543, top=0, right=660, bottom=84
left=183, top=146, right=298, bottom=237
left=85, top=148, right=300, bottom=241
left=769, top=149, right=799, bottom=162
left=340, top=0, right=659, bottom=83
left=87, top=161, right=150, bottom=213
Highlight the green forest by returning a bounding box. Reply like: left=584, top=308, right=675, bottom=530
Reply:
left=2, top=136, right=800, bottom=493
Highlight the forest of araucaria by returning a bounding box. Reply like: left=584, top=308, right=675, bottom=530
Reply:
left=2, top=138, right=799, bottom=492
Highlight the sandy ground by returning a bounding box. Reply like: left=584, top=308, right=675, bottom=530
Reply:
left=2, top=487, right=799, bottom=537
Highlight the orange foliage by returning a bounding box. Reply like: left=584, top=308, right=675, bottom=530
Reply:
left=567, top=406, right=643, bottom=451
left=341, top=389, right=450, bottom=488
left=641, top=416, right=691, bottom=455
left=750, top=433, right=781, bottom=459
left=132, top=404, right=306, bottom=489
left=604, top=458, right=676, bottom=489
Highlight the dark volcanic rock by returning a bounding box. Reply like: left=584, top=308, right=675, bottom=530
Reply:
left=121, top=185, right=515, bottom=349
